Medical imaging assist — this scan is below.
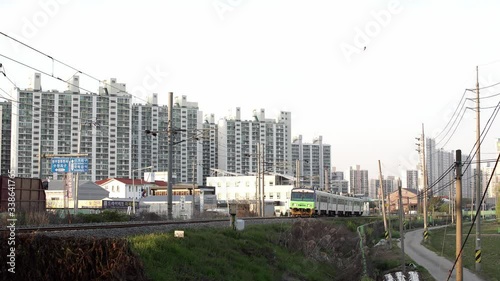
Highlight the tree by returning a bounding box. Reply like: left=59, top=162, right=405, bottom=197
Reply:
left=429, top=197, right=444, bottom=213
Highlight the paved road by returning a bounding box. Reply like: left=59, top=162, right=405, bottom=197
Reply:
left=400, top=227, right=485, bottom=281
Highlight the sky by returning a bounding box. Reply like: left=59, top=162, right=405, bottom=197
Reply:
left=1, top=0, right=500, bottom=180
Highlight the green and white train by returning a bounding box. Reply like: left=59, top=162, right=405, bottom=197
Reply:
left=289, top=187, right=365, bottom=217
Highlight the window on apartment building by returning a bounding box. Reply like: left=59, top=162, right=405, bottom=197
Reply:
left=112, top=186, right=115, bottom=192
left=286, top=192, right=290, bottom=199
left=276, top=192, right=280, bottom=199
left=269, top=192, right=274, bottom=200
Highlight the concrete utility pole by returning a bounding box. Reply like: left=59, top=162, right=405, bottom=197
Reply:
left=324, top=167, right=329, bottom=192
left=378, top=160, right=389, bottom=243
left=398, top=181, right=405, bottom=275
left=387, top=192, right=392, bottom=247
left=261, top=143, right=265, bottom=217
left=296, top=159, right=300, bottom=188
left=167, top=92, right=174, bottom=220
left=74, top=121, right=82, bottom=215
left=455, top=150, right=463, bottom=281
left=422, top=124, right=429, bottom=242
left=475, top=66, right=482, bottom=271
left=192, top=161, right=196, bottom=219
left=255, top=143, right=261, bottom=216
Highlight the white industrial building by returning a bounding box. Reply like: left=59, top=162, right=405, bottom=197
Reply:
left=206, top=172, right=296, bottom=216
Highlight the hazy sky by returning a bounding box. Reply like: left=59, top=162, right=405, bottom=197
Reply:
left=1, top=0, right=500, bottom=179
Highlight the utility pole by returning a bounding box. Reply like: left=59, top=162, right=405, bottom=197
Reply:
left=74, top=121, right=82, bottom=215
left=192, top=160, right=196, bottom=219
left=387, top=191, right=392, bottom=247
left=38, top=141, right=42, bottom=179
left=455, top=150, right=463, bottom=281
left=398, top=180, right=405, bottom=275
left=422, top=124, right=429, bottom=242
left=261, top=143, right=265, bottom=217
left=378, top=160, right=389, bottom=244
left=296, top=159, right=300, bottom=188
left=256, top=143, right=261, bottom=216
left=167, top=92, right=174, bottom=220
left=475, top=66, right=482, bottom=271
left=324, top=167, right=329, bottom=192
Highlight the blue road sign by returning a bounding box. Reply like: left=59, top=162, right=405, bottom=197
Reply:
left=51, top=158, right=89, bottom=173
left=51, top=158, right=70, bottom=173
left=70, top=158, right=89, bottom=173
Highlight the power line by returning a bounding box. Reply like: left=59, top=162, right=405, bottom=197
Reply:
left=462, top=100, right=500, bottom=175
left=468, top=81, right=500, bottom=91
left=434, top=89, right=469, bottom=141
left=0, top=53, right=96, bottom=94
left=437, top=106, right=469, bottom=149
left=0, top=32, right=149, bottom=103
left=467, top=91, right=500, bottom=101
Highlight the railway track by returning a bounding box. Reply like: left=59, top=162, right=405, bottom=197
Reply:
left=1, top=216, right=295, bottom=234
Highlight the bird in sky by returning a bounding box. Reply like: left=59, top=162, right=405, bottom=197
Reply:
left=363, top=46, right=366, bottom=51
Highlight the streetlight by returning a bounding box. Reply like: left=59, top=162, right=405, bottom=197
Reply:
left=132, top=165, right=154, bottom=214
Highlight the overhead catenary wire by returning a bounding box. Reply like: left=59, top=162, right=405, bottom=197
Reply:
left=0, top=31, right=149, bottom=104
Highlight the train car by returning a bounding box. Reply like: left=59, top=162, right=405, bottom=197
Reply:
left=289, top=187, right=364, bottom=217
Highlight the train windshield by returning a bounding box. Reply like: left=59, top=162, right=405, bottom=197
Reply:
left=291, top=191, right=314, bottom=201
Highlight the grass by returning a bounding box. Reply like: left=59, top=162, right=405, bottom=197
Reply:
left=129, top=220, right=370, bottom=281
left=425, top=220, right=500, bottom=281
left=129, top=217, right=437, bottom=281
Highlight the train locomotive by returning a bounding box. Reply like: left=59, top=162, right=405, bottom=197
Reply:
left=289, top=187, right=364, bottom=217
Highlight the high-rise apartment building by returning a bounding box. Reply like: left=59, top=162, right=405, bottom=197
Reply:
left=132, top=94, right=204, bottom=185
left=0, top=101, right=11, bottom=175
left=349, top=165, right=369, bottom=196
left=331, top=168, right=343, bottom=181
left=7, top=73, right=206, bottom=184
left=10, top=74, right=132, bottom=180
left=201, top=114, right=219, bottom=185
left=291, top=135, right=331, bottom=190
left=331, top=167, right=347, bottom=194
left=218, top=108, right=292, bottom=176
left=406, top=170, right=418, bottom=190
left=369, top=178, right=396, bottom=199
left=423, top=138, right=472, bottom=198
